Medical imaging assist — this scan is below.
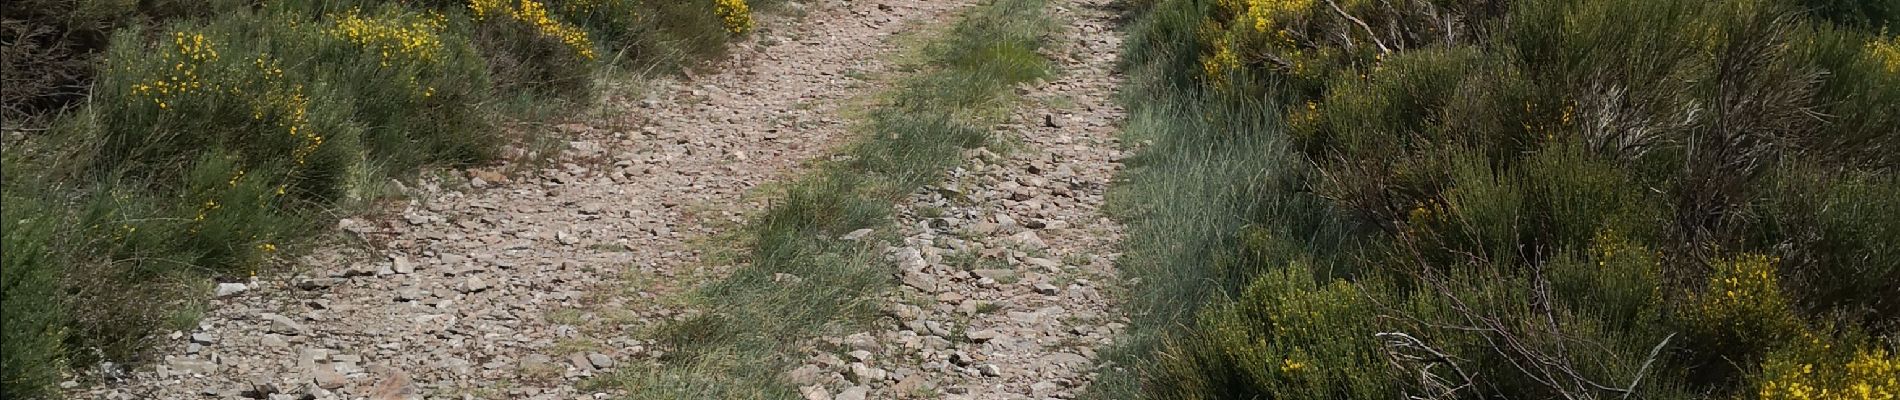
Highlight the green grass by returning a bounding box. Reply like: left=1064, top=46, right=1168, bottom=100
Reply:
left=601, top=0, right=1055, bottom=397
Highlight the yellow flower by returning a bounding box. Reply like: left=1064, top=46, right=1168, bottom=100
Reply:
left=1869, top=36, right=1900, bottom=74
left=473, top=0, right=598, bottom=59
left=1245, top=0, right=1312, bottom=33
left=327, top=9, right=448, bottom=66
left=715, top=0, right=755, bottom=34
left=1279, top=358, right=1306, bottom=373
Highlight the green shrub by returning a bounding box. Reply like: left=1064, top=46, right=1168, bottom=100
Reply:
left=1753, top=331, right=1898, bottom=400
left=1102, top=0, right=1900, bottom=398
left=2, top=194, right=68, bottom=399
left=1150, top=259, right=1395, bottom=399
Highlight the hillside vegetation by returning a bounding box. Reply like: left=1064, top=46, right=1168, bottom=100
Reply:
left=1, top=0, right=758, bottom=397
left=1099, top=0, right=1898, bottom=398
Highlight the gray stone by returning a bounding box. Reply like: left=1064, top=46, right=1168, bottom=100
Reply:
left=1031, top=381, right=1062, bottom=397
left=312, top=365, right=347, bottom=389
left=1033, top=282, right=1061, bottom=295
left=901, top=271, right=937, bottom=292
left=950, top=351, right=975, bottom=366
left=976, top=364, right=1001, bottom=377
left=835, top=386, right=869, bottom=400
left=893, top=247, right=927, bottom=271
left=1044, top=352, right=1090, bottom=367
left=891, top=375, right=932, bottom=395
left=843, top=333, right=879, bottom=352
left=395, top=287, right=425, bottom=301
left=294, top=278, right=341, bottom=291
left=965, top=329, right=1000, bottom=342
left=390, top=256, right=414, bottom=274
left=262, top=313, right=308, bottom=336
left=971, top=269, right=1016, bottom=282
left=1023, top=257, right=1061, bottom=271
left=587, top=353, right=615, bottom=369
left=787, top=365, right=825, bottom=385
left=848, top=363, right=886, bottom=383
left=460, top=276, right=489, bottom=293
left=800, top=385, right=832, bottom=400
left=1007, top=231, right=1046, bottom=249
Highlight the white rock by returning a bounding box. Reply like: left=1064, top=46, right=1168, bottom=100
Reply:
left=215, top=282, right=249, bottom=298
left=976, top=364, right=1001, bottom=377
left=800, top=385, right=832, bottom=400
left=835, top=386, right=869, bottom=400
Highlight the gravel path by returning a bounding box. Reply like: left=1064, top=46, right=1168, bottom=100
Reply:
left=783, top=1, right=1130, bottom=399
left=72, top=1, right=971, bottom=399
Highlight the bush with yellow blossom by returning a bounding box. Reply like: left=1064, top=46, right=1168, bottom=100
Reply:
left=1758, top=331, right=1899, bottom=400
left=1103, top=0, right=1900, bottom=399
left=4, top=0, right=768, bottom=395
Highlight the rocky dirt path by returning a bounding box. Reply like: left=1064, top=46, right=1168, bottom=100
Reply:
left=72, top=1, right=972, bottom=399
left=783, top=1, right=1129, bottom=399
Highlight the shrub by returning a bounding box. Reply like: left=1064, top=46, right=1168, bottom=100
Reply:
left=1755, top=332, right=1899, bottom=400
left=1, top=194, right=67, bottom=399
left=1149, top=259, right=1395, bottom=399
left=470, top=0, right=598, bottom=97
left=1103, top=0, right=1900, bottom=398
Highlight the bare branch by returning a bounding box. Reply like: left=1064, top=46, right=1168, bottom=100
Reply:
left=1325, top=0, right=1391, bottom=54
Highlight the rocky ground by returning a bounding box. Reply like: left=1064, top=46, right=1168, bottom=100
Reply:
left=69, top=1, right=976, bottom=399
left=781, top=1, right=1129, bottom=399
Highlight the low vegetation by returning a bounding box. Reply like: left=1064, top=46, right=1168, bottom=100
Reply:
left=1097, top=0, right=1897, bottom=398
left=1, top=0, right=759, bottom=397
left=603, top=0, right=1054, bottom=396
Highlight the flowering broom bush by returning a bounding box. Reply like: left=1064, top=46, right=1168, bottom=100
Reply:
left=1107, top=0, right=1900, bottom=398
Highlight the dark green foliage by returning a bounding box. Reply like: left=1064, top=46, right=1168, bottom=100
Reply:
left=1100, top=0, right=1900, bottom=398
left=472, top=14, right=597, bottom=99
left=2, top=194, right=68, bottom=399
